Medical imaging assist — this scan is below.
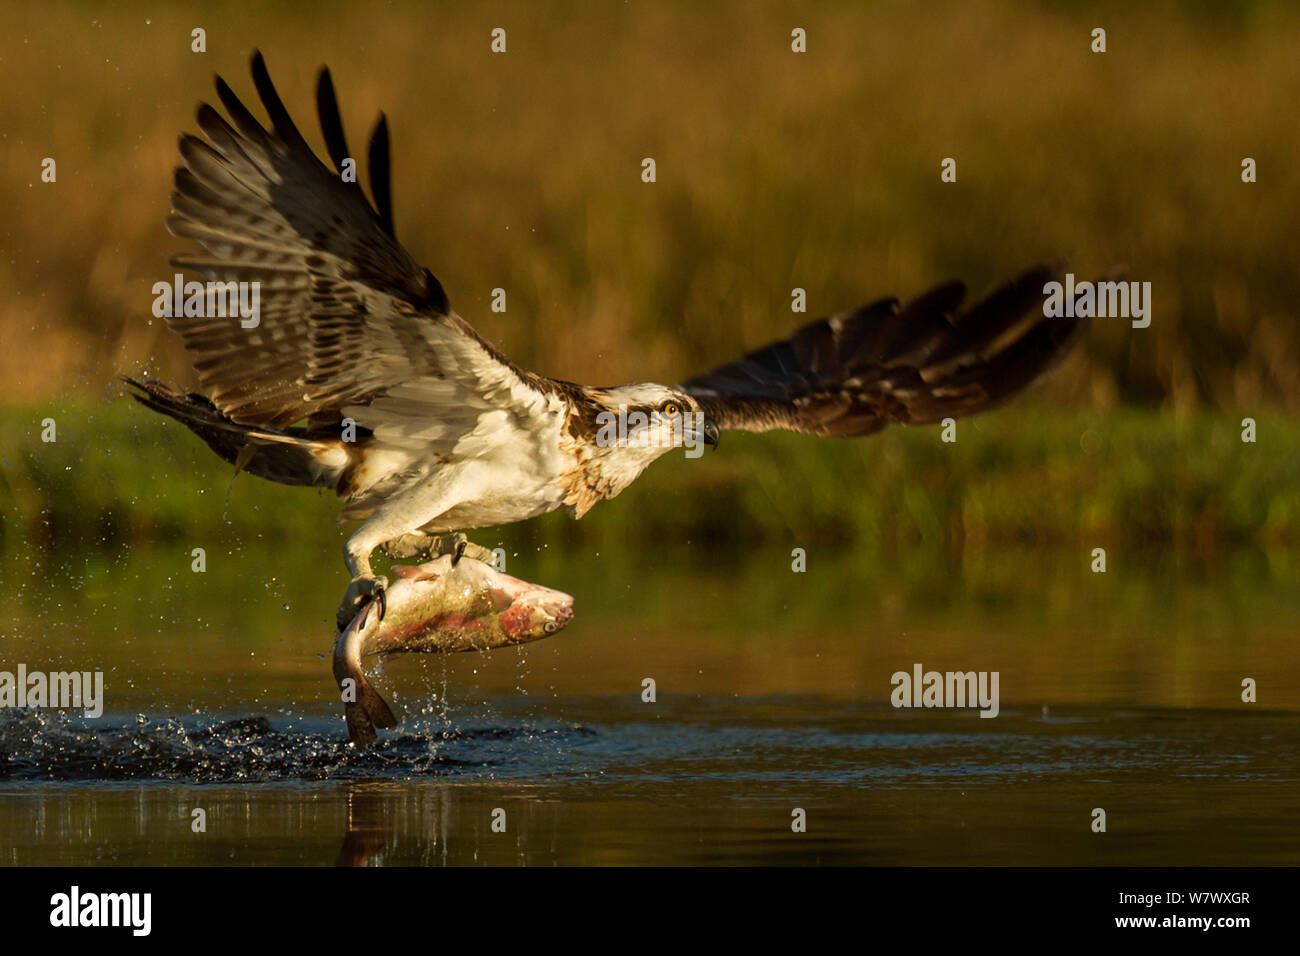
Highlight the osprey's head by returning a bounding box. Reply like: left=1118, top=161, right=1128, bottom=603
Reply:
left=582, top=382, right=720, bottom=487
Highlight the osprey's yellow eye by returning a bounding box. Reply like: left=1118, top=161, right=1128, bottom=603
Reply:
left=661, top=401, right=681, bottom=417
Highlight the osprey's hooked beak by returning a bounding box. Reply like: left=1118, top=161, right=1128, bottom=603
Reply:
left=701, top=419, right=720, bottom=449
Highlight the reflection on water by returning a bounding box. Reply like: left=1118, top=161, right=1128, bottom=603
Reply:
left=0, top=543, right=1296, bottom=864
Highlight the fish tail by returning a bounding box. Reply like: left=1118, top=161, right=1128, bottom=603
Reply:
left=334, top=607, right=398, bottom=746
left=342, top=679, right=397, bottom=747
left=359, top=678, right=398, bottom=729
left=343, top=701, right=378, bottom=748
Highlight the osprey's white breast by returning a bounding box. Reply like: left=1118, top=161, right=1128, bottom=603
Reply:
left=406, top=391, right=575, bottom=533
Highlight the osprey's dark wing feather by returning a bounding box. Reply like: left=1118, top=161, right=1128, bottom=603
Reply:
left=165, top=50, right=544, bottom=432
left=679, top=265, right=1087, bottom=437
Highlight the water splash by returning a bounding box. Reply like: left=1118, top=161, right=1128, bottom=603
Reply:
left=0, top=710, right=593, bottom=783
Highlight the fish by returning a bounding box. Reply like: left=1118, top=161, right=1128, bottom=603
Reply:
left=331, top=555, right=575, bottom=747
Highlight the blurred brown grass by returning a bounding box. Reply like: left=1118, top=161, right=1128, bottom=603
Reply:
left=2, top=0, right=1298, bottom=411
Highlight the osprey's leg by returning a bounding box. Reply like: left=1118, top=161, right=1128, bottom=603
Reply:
left=337, top=474, right=471, bottom=630
left=338, top=522, right=404, bottom=631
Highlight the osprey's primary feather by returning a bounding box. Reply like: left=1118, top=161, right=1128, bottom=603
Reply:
left=680, top=265, right=1087, bottom=437
left=130, top=52, right=1088, bottom=628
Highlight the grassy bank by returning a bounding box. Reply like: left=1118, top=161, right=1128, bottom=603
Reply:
left=1, top=401, right=1295, bottom=562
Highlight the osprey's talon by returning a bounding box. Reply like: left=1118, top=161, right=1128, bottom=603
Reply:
left=337, top=574, right=389, bottom=632
left=426, top=532, right=469, bottom=559
left=378, top=532, right=491, bottom=569
left=437, top=534, right=496, bottom=567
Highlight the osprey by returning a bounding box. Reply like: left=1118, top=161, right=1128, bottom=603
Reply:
left=129, top=52, right=1088, bottom=628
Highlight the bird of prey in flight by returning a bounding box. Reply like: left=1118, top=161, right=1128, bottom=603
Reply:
left=129, top=52, right=1088, bottom=629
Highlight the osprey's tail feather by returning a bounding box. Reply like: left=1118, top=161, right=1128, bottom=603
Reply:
left=124, top=378, right=351, bottom=489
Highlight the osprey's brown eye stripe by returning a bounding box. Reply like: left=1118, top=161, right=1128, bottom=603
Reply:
left=662, top=401, right=681, bottom=416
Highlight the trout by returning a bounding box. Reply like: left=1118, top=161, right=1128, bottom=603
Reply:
left=332, top=555, right=575, bottom=747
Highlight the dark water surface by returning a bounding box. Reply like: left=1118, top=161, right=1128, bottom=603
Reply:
left=1, top=545, right=1296, bottom=865
left=1, top=703, right=1297, bottom=865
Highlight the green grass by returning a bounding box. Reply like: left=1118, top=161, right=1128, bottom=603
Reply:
left=2, top=402, right=1295, bottom=562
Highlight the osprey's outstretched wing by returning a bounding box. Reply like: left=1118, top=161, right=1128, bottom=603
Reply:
left=678, top=265, right=1086, bottom=437
left=165, top=50, right=551, bottom=435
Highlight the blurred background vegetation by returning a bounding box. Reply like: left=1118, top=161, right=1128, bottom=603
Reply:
left=1, top=0, right=1297, bottom=555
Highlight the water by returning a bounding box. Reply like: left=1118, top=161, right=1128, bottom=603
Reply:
left=1, top=544, right=1297, bottom=865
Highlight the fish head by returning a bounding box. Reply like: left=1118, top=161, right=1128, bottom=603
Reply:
left=494, top=583, right=575, bottom=643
